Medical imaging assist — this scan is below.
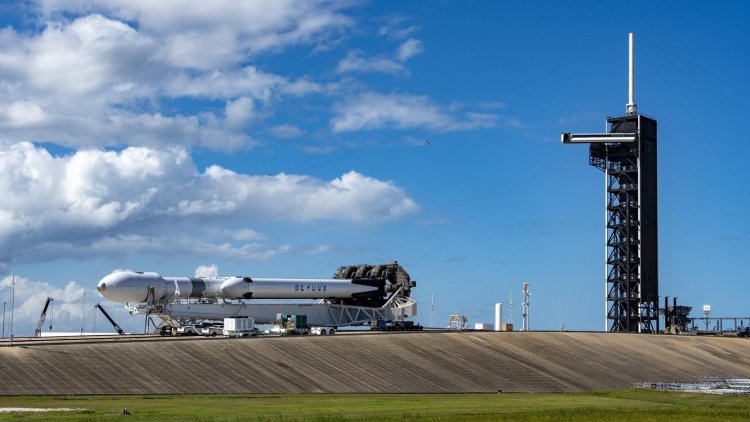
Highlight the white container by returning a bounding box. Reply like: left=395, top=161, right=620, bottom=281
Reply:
left=223, top=317, right=255, bottom=337
left=474, top=323, right=493, bottom=330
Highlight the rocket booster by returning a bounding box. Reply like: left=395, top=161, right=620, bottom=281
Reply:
left=96, top=271, right=383, bottom=303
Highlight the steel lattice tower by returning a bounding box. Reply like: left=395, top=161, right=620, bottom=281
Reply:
left=590, top=115, right=658, bottom=332
left=562, top=34, right=659, bottom=333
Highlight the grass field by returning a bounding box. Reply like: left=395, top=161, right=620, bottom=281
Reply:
left=1, top=389, right=749, bottom=421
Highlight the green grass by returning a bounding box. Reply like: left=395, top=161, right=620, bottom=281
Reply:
left=0, top=389, right=749, bottom=421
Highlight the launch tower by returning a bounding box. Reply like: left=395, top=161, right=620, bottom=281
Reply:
left=562, top=33, right=659, bottom=333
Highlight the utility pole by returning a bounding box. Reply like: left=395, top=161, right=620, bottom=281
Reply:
left=80, top=290, right=86, bottom=335
left=430, top=293, right=435, bottom=328
left=10, top=276, right=15, bottom=346
left=2, top=301, right=5, bottom=338
left=560, top=289, right=564, bottom=331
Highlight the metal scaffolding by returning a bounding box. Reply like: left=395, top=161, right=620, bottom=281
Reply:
left=637, top=377, right=750, bottom=395
left=587, top=115, right=659, bottom=332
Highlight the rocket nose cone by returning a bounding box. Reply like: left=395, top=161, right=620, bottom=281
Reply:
left=96, top=271, right=167, bottom=303
left=96, top=271, right=133, bottom=301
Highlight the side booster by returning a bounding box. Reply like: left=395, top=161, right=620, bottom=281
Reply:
left=97, top=271, right=384, bottom=303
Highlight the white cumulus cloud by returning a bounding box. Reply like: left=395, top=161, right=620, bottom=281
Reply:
left=330, top=91, right=501, bottom=133
left=337, top=50, right=408, bottom=75
left=0, top=274, right=135, bottom=336
left=0, top=3, right=345, bottom=150
left=39, top=0, right=355, bottom=68
left=336, top=38, right=422, bottom=76
left=0, top=142, right=418, bottom=268
left=377, top=16, right=421, bottom=40
left=396, top=38, right=423, bottom=62
left=225, top=97, right=255, bottom=128
left=270, top=124, right=304, bottom=139
left=195, top=264, right=219, bottom=278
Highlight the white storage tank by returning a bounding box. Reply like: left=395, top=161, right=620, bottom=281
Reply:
left=494, top=303, right=503, bottom=331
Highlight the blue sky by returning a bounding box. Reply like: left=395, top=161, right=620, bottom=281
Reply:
left=0, top=1, right=748, bottom=335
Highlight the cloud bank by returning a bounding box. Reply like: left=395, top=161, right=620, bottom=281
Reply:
left=0, top=142, right=418, bottom=267
left=0, top=2, right=348, bottom=151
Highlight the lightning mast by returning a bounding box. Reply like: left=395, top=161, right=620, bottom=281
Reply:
left=522, top=282, right=530, bottom=331
left=430, top=293, right=435, bottom=328
left=508, top=291, right=514, bottom=326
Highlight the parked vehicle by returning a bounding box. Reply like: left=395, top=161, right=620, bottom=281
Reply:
left=176, top=325, right=201, bottom=336
left=201, top=324, right=224, bottom=336
left=277, top=314, right=309, bottom=335
left=310, top=326, right=336, bottom=336
left=370, top=319, right=423, bottom=331
left=160, top=325, right=176, bottom=336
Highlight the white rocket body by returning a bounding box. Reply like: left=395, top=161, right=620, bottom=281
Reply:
left=97, top=271, right=381, bottom=303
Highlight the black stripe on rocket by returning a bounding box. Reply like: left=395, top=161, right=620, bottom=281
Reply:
left=189, top=278, right=206, bottom=298
left=243, top=277, right=253, bottom=299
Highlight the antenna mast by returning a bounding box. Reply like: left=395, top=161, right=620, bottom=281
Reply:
left=508, top=291, right=514, bottom=325
left=430, top=293, right=435, bottom=328
left=522, top=282, right=530, bottom=331
left=626, top=32, right=637, bottom=115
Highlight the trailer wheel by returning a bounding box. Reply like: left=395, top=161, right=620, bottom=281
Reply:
left=320, top=329, right=327, bottom=335
left=328, top=329, right=335, bottom=335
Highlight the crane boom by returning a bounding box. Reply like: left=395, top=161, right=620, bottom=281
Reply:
left=34, top=297, right=53, bottom=337
left=95, top=303, right=125, bottom=334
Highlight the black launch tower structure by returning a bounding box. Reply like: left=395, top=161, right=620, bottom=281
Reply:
left=562, top=34, right=659, bottom=333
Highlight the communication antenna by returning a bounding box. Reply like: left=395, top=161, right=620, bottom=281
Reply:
left=522, top=282, right=530, bottom=331
left=703, top=305, right=711, bottom=331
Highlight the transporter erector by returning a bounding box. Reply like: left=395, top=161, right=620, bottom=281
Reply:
left=97, top=262, right=417, bottom=329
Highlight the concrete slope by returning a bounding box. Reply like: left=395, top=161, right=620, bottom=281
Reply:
left=1, top=332, right=750, bottom=395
